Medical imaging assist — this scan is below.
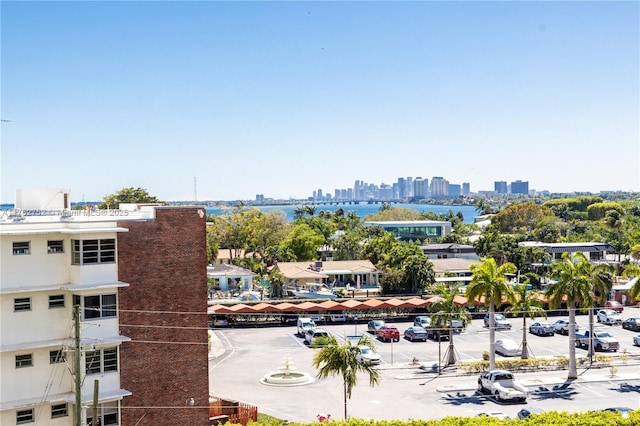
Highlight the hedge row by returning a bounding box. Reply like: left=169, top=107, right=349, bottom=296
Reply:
left=456, top=355, right=614, bottom=374
left=250, top=409, right=638, bottom=425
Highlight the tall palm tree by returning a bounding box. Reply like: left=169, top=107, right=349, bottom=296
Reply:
left=545, top=252, right=612, bottom=379
left=430, top=283, right=472, bottom=366
left=466, top=257, right=517, bottom=370
left=313, top=334, right=380, bottom=419
left=505, top=283, right=546, bottom=359
left=623, top=265, right=640, bottom=301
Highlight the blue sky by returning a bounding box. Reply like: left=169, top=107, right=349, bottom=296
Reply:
left=1, top=1, right=638, bottom=203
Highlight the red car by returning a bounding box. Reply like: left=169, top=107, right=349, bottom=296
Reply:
left=604, top=300, right=624, bottom=313
left=377, top=325, right=400, bottom=342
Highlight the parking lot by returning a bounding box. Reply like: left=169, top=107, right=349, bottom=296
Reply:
left=209, top=308, right=640, bottom=422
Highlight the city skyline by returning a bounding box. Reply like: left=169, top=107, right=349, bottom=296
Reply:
left=305, top=175, right=532, bottom=202
left=2, top=2, right=638, bottom=203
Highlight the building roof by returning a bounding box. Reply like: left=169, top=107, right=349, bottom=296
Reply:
left=519, top=241, right=616, bottom=253
left=421, top=243, right=476, bottom=253
left=274, top=260, right=378, bottom=279
left=430, top=258, right=480, bottom=274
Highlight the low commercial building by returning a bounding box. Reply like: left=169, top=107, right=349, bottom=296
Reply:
left=364, top=220, right=452, bottom=243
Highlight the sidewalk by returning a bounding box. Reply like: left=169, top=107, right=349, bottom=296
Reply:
left=208, top=329, right=226, bottom=359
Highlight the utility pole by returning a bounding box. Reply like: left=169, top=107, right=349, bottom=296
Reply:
left=74, top=304, right=83, bottom=426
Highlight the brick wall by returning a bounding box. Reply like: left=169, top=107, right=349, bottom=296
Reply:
left=118, top=207, right=209, bottom=426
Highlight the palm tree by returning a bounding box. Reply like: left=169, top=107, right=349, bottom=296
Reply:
left=545, top=252, right=613, bottom=379
left=466, top=257, right=517, bottom=370
left=430, top=283, right=472, bottom=366
left=505, top=283, right=546, bottom=359
left=623, top=265, right=640, bottom=301
left=313, top=334, right=381, bottom=419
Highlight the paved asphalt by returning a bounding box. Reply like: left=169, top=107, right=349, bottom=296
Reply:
left=208, top=329, right=640, bottom=422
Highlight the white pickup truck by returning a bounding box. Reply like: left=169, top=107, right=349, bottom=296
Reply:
left=477, top=370, right=528, bottom=402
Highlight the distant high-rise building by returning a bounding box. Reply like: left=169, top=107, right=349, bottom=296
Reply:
left=397, top=178, right=407, bottom=199
left=494, top=181, right=508, bottom=194
left=255, top=194, right=264, bottom=201
left=430, top=177, right=449, bottom=198
left=413, top=177, right=428, bottom=199
left=448, top=184, right=461, bottom=197
left=462, top=182, right=470, bottom=196
left=511, top=180, right=529, bottom=195
left=406, top=177, right=413, bottom=198
left=316, top=189, right=323, bottom=200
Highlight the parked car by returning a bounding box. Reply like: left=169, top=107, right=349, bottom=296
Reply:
left=476, top=411, right=511, bottom=420
left=477, top=369, right=528, bottom=402
left=297, top=317, right=316, bottom=336
left=367, top=320, right=385, bottom=333
left=328, top=314, right=347, bottom=323
left=601, top=407, right=633, bottom=418
left=622, top=317, right=640, bottom=331
left=495, top=338, right=522, bottom=357
left=529, top=321, right=555, bottom=336
left=353, top=345, right=381, bottom=365
left=404, top=326, right=428, bottom=342
left=597, top=309, right=623, bottom=325
left=575, top=329, right=619, bottom=352
left=414, top=316, right=431, bottom=328
left=426, top=326, right=449, bottom=341
left=553, top=319, right=579, bottom=335
left=633, top=335, right=640, bottom=346
left=517, top=407, right=545, bottom=419
left=604, top=300, right=624, bottom=313
left=484, top=313, right=512, bottom=330
left=305, top=328, right=330, bottom=346
left=377, top=325, right=400, bottom=342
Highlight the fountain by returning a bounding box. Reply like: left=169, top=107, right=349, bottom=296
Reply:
left=260, top=354, right=315, bottom=386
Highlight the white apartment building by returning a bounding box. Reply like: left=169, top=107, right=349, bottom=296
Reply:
left=0, top=189, right=152, bottom=426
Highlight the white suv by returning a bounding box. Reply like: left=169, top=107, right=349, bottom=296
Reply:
left=305, top=328, right=330, bottom=346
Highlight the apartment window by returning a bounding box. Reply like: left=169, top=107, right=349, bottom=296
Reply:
left=103, top=348, right=118, bottom=372
left=13, top=241, right=30, bottom=255
left=71, top=239, right=116, bottom=265
left=14, top=297, right=31, bottom=312
left=16, top=409, right=34, bottom=424
left=82, top=294, right=117, bottom=319
left=49, top=294, right=65, bottom=309
left=47, top=240, right=64, bottom=254
left=86, top=347, right=118, bottom=375
left=15, top=354, right=33, bottom=368
left=51, top=403, right=68, bottom=418
left=50, top=349, right=65, bottom=364
left=87, top=402, right=119, bottom=426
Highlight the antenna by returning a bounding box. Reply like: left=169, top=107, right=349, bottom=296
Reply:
left=193, top=177, right=198, bottom=202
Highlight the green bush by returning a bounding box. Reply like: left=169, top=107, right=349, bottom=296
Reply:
left=245, top=409, right=639, bottom=425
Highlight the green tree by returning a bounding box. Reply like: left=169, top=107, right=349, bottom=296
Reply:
left=466, top=258, right=517, bottom=370
left=332, top=230, right=364, bottom=261
left=491, top=201, right=556, bottom=234
left=505, top=283, right=546, bottom=359
left=430, top=283, right=472, bottom=365
left=312, top=335, right=381, bottom=419
left=280, top=223, right=324, bottom=261
left=365, top=206, right=421, bottom=221
left=99, top=187, right=162, bottom=209
left=403, top=253, right=436, bottom=294
left=604, top=209, right=624, bottom=261
left=545, top=252, right=613, bottom=379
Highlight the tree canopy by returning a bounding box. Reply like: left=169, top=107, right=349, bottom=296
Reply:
left=99, top=187, right=162, bottom=209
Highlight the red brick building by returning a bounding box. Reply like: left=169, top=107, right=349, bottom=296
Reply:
left=117, top=206, right=209, bottom=425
